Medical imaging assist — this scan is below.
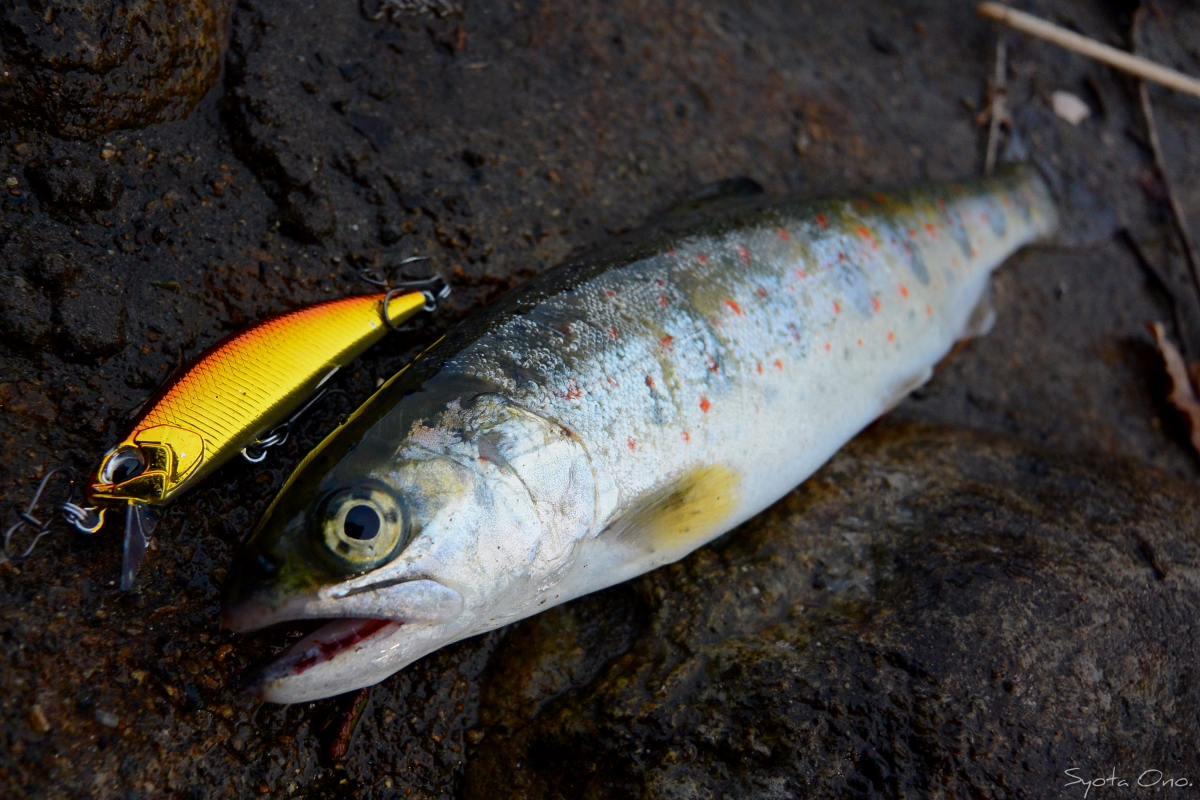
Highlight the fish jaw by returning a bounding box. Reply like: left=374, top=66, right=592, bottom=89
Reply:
left=245, top=617, right=471, bottom=704
left=224, top=576, right=470, bottom=703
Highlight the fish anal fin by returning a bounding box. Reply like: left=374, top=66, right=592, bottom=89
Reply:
left=610, top=464, right=739, bottom=555
left=960, top=291, right=997, bottom=341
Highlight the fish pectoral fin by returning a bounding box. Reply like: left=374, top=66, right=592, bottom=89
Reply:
left=606, top=464, right=739, bottom=555
left=960, top=291, right=997, bottom=341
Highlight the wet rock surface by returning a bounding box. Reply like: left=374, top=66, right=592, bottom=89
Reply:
left=0, top=0, right=229, bottom=139
left=1, top=0, right=1199, bottom=797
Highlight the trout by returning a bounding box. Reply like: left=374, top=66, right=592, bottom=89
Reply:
left=222, top=167, right=1057, bottom=703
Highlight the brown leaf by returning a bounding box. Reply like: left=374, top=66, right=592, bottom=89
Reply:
left=1149, top=322, right=1200, bottom=455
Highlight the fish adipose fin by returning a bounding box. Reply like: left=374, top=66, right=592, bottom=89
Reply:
left=660, top=176, right=766, bottom=217
left=608, top=464, right=739, bottom=555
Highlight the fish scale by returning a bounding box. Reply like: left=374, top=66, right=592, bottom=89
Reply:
left=222, top=166, right=1057, bottom=703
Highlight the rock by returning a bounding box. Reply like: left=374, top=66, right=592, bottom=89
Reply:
left=26, top=152, right=123, bottom=212
left=54, top=277, right=128, bottom=360
left=0, top=272, right=52, bottom=348
left=0, top=0, right=230, bottom=139
left=464, top=424, right=1200, bottom=799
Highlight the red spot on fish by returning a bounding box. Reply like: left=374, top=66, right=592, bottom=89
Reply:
left=779, top=227, right=791, bottom=239
left=888, top=331, right=895, bottom=342
left=908, top=229, right=917, bottom=238
left=606, top=376, right=620, bottom=387
left=926, top=304, right=933, bottom=316
left=605, top=290, right=615, bottom=298
left=937, top=198, right=947, bottom=209
left=645, top=375, right=655, bottom=389
left=293, top=619, right=394, bottom=675
left=706, top=353, right=719, bottom=373
left=871, top=297, right=881, bottom=313
left=682, top=431, right=691, bottom=443
left=773, top=359, right=783, bottom=370
left=899, top=284, right=909, bottom=298
left=666, top=249, right=677, bottom=255
left=857, top=339, right=863, bottom=346
left=564, top=379, right=582, bottom=400
left=979, top=213, right=988, bottom=223
left=824, top=342, right=832, bottom=352
left=838, top=252, right=846, bottom=261
left=795, top=268, right=808, bottom=279
left=952, top=257, right=959, bottom=267
left=628, top=437, right=637, bottom=451
left=656, top=278, right=665, bottom=287
left=699, top=396, right=711, bottom=413
left=660, top=335, right=674, bottom=350
left=925, top=223, right=937, bottom=238
left=833, top=300, right=841, bottom=315
left=857, top=226, right=873, bottom=244
left=815, top=215, right=827, bottom=229
left=875, top=192, right=889, bottom=203
left=971, top=249, right=978, bottom=259
left=738, top=245, right=750, bottom=264
left=756, top=362, right=763, bottom=374
left=1001, top=196, right=1011, bottom=207
left=697, top=254, right=709, bottom=264
left=856, top=199, right=871, bottom=209
left=724, top=299, right=744, bottom=316
left=757, top=287, right=767, bottom=298
left=479, top=456, right=488, bottom=462
left=607, top=327, right=618, bottom=341
left=657, top=294, right=668, bottom=308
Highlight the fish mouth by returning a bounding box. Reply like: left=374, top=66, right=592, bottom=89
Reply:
left=245, top=617, right=403, bottom=689
left=222, top=578, right=467, bottom=703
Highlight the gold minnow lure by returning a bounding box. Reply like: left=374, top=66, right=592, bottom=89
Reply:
left=80, top=282, right=447, bottom=590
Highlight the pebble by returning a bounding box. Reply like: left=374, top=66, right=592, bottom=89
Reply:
left=95, top=710, right=119, bottom=728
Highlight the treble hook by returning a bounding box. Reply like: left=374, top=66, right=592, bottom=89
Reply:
left=356, top=256, right=451, bottom=330
left=3, top=469, right=102, bottom=563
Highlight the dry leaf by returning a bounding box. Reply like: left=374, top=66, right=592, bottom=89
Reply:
left=1149, top=321, right=1200, bottom=455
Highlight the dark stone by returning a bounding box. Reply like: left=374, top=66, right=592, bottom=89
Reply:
left=464, top=425, right=1200, bottom=799
left=0, top=272, right=52, bottom=347
left=0, top=0, right=230, bottom=139
left=54, top=278, right=128, bottom=360
left=26, top=154, right=124, bottom=212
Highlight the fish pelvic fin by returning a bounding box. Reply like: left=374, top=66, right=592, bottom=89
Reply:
left=608, top=464, right=739, bottom=556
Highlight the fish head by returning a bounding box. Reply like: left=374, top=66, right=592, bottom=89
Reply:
left=221, top=391, right=598, bottom=703
left=88, top=424, right=206, bottom=506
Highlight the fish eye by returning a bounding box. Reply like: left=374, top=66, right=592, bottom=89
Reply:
left=321, top=484, right=406, bottom=570
left=102, top=448, right=146, bottom=485
left=343, top=504, right=380, bottom=540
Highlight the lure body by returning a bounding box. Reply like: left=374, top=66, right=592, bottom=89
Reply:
left=88, top=291, right=429, bottom=588
left=222, top=167, right=1057, bottom=703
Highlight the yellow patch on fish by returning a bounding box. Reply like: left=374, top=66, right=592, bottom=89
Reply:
left=611, top=464, right=739, bottom=553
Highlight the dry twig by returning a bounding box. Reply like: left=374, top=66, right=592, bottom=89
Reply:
left=984, top=38, right=1008, bottom=176
left=1149, top=322, right=1200, bottom=456
left=978, top=2, right=1200, bottom=99
left=1132, top=9, right=1200, bottom=333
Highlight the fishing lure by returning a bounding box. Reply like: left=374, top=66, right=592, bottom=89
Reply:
left=79, top=281, right=448, bottom=590
left=221, top=167, right=1057, bottom=703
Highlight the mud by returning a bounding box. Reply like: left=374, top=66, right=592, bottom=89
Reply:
left=2, top=0, right=1199, bottom=797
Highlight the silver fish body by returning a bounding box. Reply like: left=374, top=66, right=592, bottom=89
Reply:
left=222, top=167, right=1057, bottom=702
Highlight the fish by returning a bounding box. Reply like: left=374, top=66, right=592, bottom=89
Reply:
left=221, top=166, right=1057, bottom=703
left=83, top=287, right=445, bottom=590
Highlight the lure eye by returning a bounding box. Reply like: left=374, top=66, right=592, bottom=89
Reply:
left=321, top=484, right=406, bottom=570
left=102, top=449, right=146, bottom=485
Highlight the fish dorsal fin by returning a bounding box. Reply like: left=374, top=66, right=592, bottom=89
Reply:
left=606, top=464, right=739, bottom=556
left=658, top=177, right=766, bottom=218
